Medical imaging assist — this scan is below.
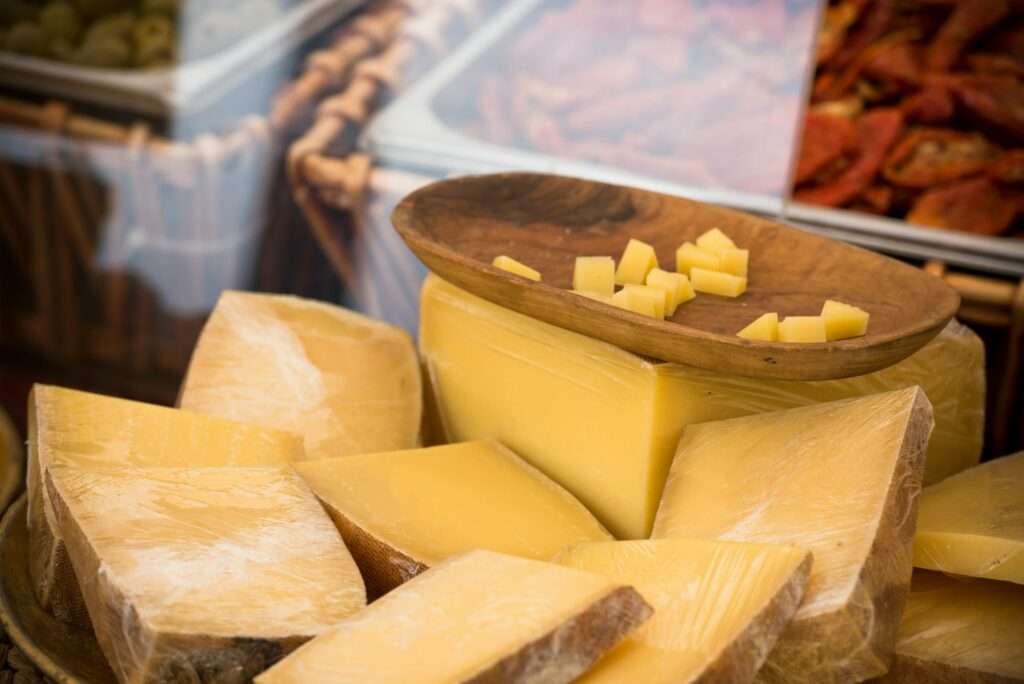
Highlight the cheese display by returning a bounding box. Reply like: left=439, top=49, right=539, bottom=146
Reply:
left=493, top=255, right=542, bottom=281
left=573, top=256, right=616, bottom=296
left=646, top=268, right=695, bottom=315
left=46, top=464, right=366, bottom=684
left=879, top=571, right=1024, bottom=683
left=913, top=451, right=1024, bottom=584
left=777, top=316, right=827, bottom=343
left=292, top=441, right=611, bottom=598
left=675, top=241, right=720, bottom=275
left=652, top=388, right=934, bottom=683
left=690, top=267, right=747, bottom=297
left=179, top=290, right=422, bottom=460
left=27, top=385, right=306, bottom=625
left=821, top=300, right=870, bottom=341
left=256, top=550, right=652, bottom=684
left=555, top=539, right=812, bottom=684
left=615, top=238, right=659, bottom=285
left=738, top=313, right=779, bottom=341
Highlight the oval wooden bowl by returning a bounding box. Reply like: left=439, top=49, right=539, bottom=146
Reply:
left=393, top=173, right=960, bottom=380
left=0, top=410, right=22, bottom=516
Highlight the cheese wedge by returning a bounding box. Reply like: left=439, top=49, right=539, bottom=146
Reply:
left=27, top=385, right=306, bottom=626
left=46, top=465, right=365, bottom=684
left=690, top=268, right=747, bottom=297
left=615, top=238, right=659, bottom=285
left=256, top=550, right=653, bottom=684
left=555, top=540, right=812, bottom=684
left=652, top=388, right=934, bottom=683
left=618, top=284, right=667, bottom=319
left=878, top=571, right=1024, bottom=683
left=293, top=441, right=611, bottom=598
left=493, top=255, right=541, bottom=281
left=675, top=242, right=720, bottom=276
left=737, top=313, right=779, bottom=341
left=419, top=275, right=981, bottom=536
left=913, top=451, right=1024, bottom=584
left=821, top=299, right=870, bottom=341
left=574, top=256, right=616, bottom=296
left=179, top=290, right=421, bottom=460
left=778, top=316, right=827, bottom=343
left=696, top=227, right=738, bottom=254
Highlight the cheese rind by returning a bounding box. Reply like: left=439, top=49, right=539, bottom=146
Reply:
left=691, top=268, right=747, bottom=297
left=616, top=238, right=659, bottom=285
left=179, top=290, right=422, bottom=460
left=778, top=316, right=827, bottom=343
left=738, top=313, right=779, bottom=341
left=556, top=539, right=812, bottom=684
left=675, top=242, right=720, bottom=276
left=292, top=441, right=611, bottom=598
left=493, top=255, right=542, bottom=281
left=821, top=300, right=870, bottom=341
left=255, top=550, right=653, bottom=684
left=573, top=257, right=616, bottom=296
left=652, top=388, right=934, bottom=683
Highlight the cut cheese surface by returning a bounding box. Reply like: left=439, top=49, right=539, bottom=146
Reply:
left=179, top=290, right=421, bottom=461
left=675, top=242, right=720, bottom=276
left=653, top=388, right=934, bottom=683
left=573, top=256, right=616, bottom=296
left=720, top=248, right=749, bottom=277
left=691, top=268, right=747, bottom=297
left=913, top=451, right=1024, bottom=584
left=621, top=284, right=667, bottom=318
left=293, top=441, right=611, bottom=597
left=646, top=269, right=695, bottom=315
left=493, top=255, right=541, bottom=281
left=616, top=238, right=659, bottom=285
left=696, top=227, right=738, bottom=254
left=556, top=540, right=811, bottom=684
left=778, top=316, right=826, bottom=343
left=738, top=313, right=779, bottom=341
left=256, top=550, right=652, bottom=684
left=821, top=299, right=870, bottom=341
left=47, top=464, right=365, bottom=684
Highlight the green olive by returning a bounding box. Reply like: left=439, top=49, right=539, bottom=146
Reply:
left=77, top=32, right=130, bottom=67
left=5, top=21, right=47, bottom=56
left=40, top=2, right=83, bottom=43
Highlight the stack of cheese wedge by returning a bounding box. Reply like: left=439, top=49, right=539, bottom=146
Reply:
left=22, top=271, right=1014, bottom=684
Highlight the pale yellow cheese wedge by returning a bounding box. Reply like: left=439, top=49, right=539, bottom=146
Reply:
left=620, top=284, right=667, bottom=319
left=646, top=268, right=695, bottom=316
left=293, top=441, right=611, bottom=598
left=652, top=388, right=934, bottom=683
left=821, top=299, right=870, bottom=341
left=696, top=227, right=738, bottom=254
left=179, top=290, right=421, bottom=460
left=691, top=268, right=747, bottom=297
left=256, top=550, right=653, bottom=684
left=777, top=316, right=826, bottom=343
left=493, top=255, right=541, bottom=280
left=878, top=571, right=1024, bottom=683
left=615, top=238, right=659, bottom=285
left=913, top=451, right=1024, bottom=584
left=47, top=464, right=365, bottom=684
left=738, top=313, right=779, bottom=342
left=573, top=256, right=616, bottom=296
left=720, top=248, right=749, bottom=277
left=556, top=539, right=812, bottom=684
left=675, top=242, right=720, bottom=276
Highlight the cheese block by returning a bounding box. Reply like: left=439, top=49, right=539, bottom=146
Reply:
left=46, top=464, right=366, bottom=684
left=293, top=441, right=612, bottom=598
left=555, top=539, right=812, bottom=684
left=878, top=571, right=1024, bottom=683
left=652, top=388, right=934, bottom=683
left=913, top=451, right=1024, bottom=584
left=256, top=550, right=652, bottom=684
left=27, top=385, right=306, bottom=625
left=419, top=276, right=980, bottom=537
left=179, top=290, right=421, bottom=460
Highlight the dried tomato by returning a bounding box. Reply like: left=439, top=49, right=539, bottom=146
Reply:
left=882, top=128, right=999, bottom=188
left=925, top=0, right=1010, bottom=72
left=908, top=177, right=1017, bottom=235
left=988, top=149, right=1024, bottom=183
left=795, top=111, right=859, bottom=184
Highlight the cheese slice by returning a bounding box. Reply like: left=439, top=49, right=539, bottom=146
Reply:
left=46, top=464, right=365, bottom=684
left=913, top=451, right=1024, bottom=584
left=652, top=388, right=934, bottom=683
left=419, top=276, right=980, bottom=537
left=256, top=550, right=652, bottom=684
left=179, top=290, right=422, bottom=460
left=878, top=571, right=1024, bottom=682
left=555, top=540, right=812, bottom=684
left=293, top=441, right=611, bottom=598
left=27, top=384, right=306, bottom=625
left=493, top=255, right=542, bottom=281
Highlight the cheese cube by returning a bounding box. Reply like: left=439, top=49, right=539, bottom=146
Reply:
left=778, top=315, right=827, bottom=342
left=293, top=441, right=611, bottom=598
left=615, top=238, right=658, bottom=285
left=645, top=269, right=695, bottom=316
left=492, top=255, right=541, bottom=280
left=556, top=539, right=811, bottom=684
left=573, top=256, right=616, bottom=296
left=720, top=248, right=749, bottom=277
left=620, top=284, right=666, bottom=319
left=737, top=312, right=779, bottom=341
left=652, top=388, right=934, bottom=683
left=821, top=299, right=870, bottom=341
left=696, top=227, right=738, bottom=254
left=913, top=451, right=1024, bottom=584
left=46, top=465, right=366, bottom=682
left=675, top=242, right=720, bottom=276
left=180, top=291, right=422, bottom=461
left=256, top=550, right=653, bottom=684
left=690, top=268, right=747, bottom=297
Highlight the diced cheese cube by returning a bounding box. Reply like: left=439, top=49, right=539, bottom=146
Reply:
left=620, top=284, right=667, bottom=319
left=573, top=256, right=616, bottom=296
left=821, top=299, right=870, bottom=341
left=493, top=255, right=541, bottom=281
left=737, top=312, right=779, bottom=341
left=615, top=238, right=659, bottom=285
left=690, top=268, right=747, bottom=297
left=675, top=242, right=720, bottom=276
left=778, top=316, right=827, bottom=342
left=720, top=248, right=749, bottom=277
left=645, top=269, right=695, bottom=316
left=696, top=227, right=738, bottom=254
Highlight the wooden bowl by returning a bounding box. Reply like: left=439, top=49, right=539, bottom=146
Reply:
left=0, top=410, right=22, bottom=516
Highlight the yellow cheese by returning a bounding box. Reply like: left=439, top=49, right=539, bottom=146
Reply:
left=256, top=550, right=652, bottom=684
left=179, top=290, right=421, bottom=460
left=913, top=451, right=1024, bottom=584
left=555, top=539, right=812, bottom=684
left=738, top=313, right=779, bottom=341
left=493, top=255, right=541, bottom=281
left=293, top=441, right=611, bottom=598
left=646, top=268, right=695, bottom=315
left=777, top=316, right=827, bottom=343
left=46, top=464, right=365, bottom=683
left=720, top=248, right=749, bottom=277
left=696, top=227, right=738, bottom=254
left=575, top=290, right=614, bottom=304
left=691, top=268, right=747, bottom=297
left=821, top=299, right=870, bottom=341
left=652, top=388, right=934, bottom=683
left=27, top=384, right=307, bottom=625
left=615, top=238, right=659, bottom=285
left=573, top=256, right=616, bottom=296
left=419, top=275, right=982, bottom=536
left=675, top=242, right=720, bottom=276
left=878, top=571, right=1024, bottom=682
left=622, top=284, right=667, bottom=319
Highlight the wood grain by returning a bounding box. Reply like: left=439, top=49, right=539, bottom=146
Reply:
left=393, top=173, right=960, bottom=380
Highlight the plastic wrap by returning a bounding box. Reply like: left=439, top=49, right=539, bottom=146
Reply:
left=651, top=388, right=934, bottom=683
left=45, top=464, right=366, bottom=684
left=179, top=290, right=422, bottom=460
left=913, top=450, right=1024, bottom=584
left=255, top=549, right=651, bottom=684
left=293, top=440, right=611, bottom=599
left=554, top=539, right=811, bottom=684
